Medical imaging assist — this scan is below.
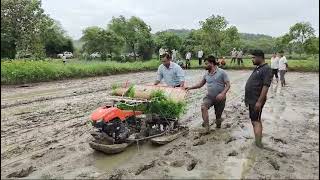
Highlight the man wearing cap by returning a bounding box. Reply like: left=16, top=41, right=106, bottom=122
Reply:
left=186, top=55, right=230, bottom=133
left=154, top=50, right=185, bottom=88
left=245, top=49, right=272, bottom=148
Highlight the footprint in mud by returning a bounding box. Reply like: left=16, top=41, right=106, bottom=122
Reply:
left=135, top=160, right=156, bottom=175
left=193, top=139, right=206, bottom=146
left=187, top=159, right=198, bottom=171
left=6, top=166, right=35, bottom=178
left=270, top=137, right=287, bottom=144
left=109, top=169, right=127, bottom=180
left=170, top=160, right=185, bottom=167
left=164, top=148, right=173, bottom=156
left=228, top=150, right=239, bottom=156
left=225, top=137, right=237, bottom=144
left=267, top=157, right=280, bottom=170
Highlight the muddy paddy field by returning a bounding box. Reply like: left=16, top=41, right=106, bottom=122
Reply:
left=1, top=70, right=319, bottom=179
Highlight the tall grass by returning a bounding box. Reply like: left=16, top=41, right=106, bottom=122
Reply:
left=1, top=59, right=160, bottom=85
left=1, top=58, right=318, bottom=85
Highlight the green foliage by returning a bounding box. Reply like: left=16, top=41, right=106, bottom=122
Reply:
left=289, top=22, right=316, bottom=55
left=147, top=90, right=186, bottom=119
left=81, top=27, right=123, bottom=60
left=1, top=0, right=73, bottom=59
left=220, top=26, right=241, bottom=55
left=114, top=89, right=186, bottom=119
left=199, top=15, right=228, bottom=56
left=108, top=16, right=153, bottom=61
left=154, top=32, right=182, bottom=51
left=1, top=59, right=161, bottom=84
left=124, top=85, right=135, bottom=98
left=304, top=37, right=319, bottom=55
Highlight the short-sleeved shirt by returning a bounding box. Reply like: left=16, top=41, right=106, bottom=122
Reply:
left=278, top=56, right=287, bottom=70
left=198, top=51, right=203, bottom=58
left=270, top=57, right=279, bottom=69
left=231, top=50, right=237, bottom=58
left=186, top=52, right=191, bottom=60
left=157, top=62, right=185, bottom=87
left=245, top=63, right=272, bottom=105
left=203, top=68, right=230, bottom=98
left=236, top=51, right=243, bottom=58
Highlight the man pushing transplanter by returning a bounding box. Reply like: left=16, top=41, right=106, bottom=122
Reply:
left=154, top=50, right=185, bottom=88
left=186, top=55, right=230, bottom=133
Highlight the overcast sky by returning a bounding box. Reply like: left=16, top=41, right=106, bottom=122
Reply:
left=42, top=0, right=319, bottom=40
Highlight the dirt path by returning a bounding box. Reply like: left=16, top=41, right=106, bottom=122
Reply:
left=1, top=70, right=319, bottom=179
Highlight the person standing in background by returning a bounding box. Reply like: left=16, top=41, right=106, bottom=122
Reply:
left=278, top=51, right=288, bottom=87
left=237, top=49, right=243, bottom=65
left=198, top=50, right=204, bottom=65
left=270, top=53, right=280, bottom=83
left=185, top=51, right=192, bottom=69
left=231, top=48, right=237, bottom=64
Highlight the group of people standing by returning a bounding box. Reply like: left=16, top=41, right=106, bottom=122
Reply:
left=270, top=50, right=288, bottom=87
left=155, top=49, right=274, bottom=148
left=184, top=50, right=205, bottom=69
left=230, top=48, right=244, bottom=65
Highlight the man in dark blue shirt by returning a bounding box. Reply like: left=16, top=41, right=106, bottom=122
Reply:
left=245, top=49, right=272, bottom=148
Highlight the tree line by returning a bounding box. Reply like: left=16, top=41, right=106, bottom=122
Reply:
left=1, top=0, right=318, bottom=60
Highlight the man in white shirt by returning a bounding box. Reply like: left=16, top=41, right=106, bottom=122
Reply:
left=198, top=50, right=204, bottom=65
left=236, top=50, right=243, bottom=65
left=278, top=51, right=288, bottom=87
left=231, top=48, right=237, bottom=64
left=185, top=51, right=192, bottom=69
left=270, top=53, right=280, bottom=83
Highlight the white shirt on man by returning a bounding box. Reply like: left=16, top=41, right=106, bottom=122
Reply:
left=231, top=50, right=237, bottom=58
left=198, top=50, right=203, bottom=58
left=186, top=52, right=191, bottom=60
left=236, top=51, right=243, bottom=58
left=278, top=56, right=288, bottom=70
left=270, top=56, right=280, bottom=69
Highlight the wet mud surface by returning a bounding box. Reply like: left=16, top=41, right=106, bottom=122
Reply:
left=1, top=70, right=319, bottom=179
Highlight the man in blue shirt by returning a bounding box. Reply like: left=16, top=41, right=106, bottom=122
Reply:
left=154, top=50, right=185, bottom=87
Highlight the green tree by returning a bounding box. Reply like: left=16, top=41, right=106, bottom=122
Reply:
left=220, top=26, right=240, bottom=55
left=40, top=18, right=74, bottom=57
left=303, top=37, right=319, bottom=56
left=1, top=0, right=46, bottom=59
left=199, top=15, right=228, bottom=56
left=289, top=22, right=315, bottom=56
left=154, top=31, right=182, bottom=51
left=109, top=16, right=153, bottom=61
left=81, top=27, right=123, bottom=60
left=181, top=29, right=203, bottom=56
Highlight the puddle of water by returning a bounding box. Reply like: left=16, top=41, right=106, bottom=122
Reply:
left=93, top=142, right=157, bottom=172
